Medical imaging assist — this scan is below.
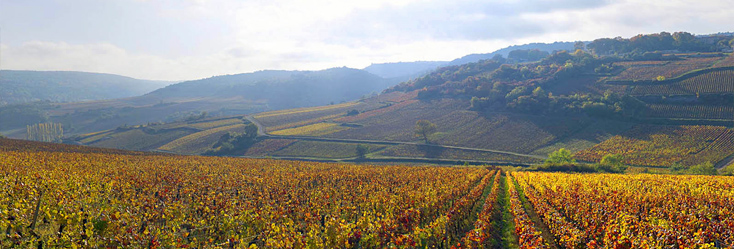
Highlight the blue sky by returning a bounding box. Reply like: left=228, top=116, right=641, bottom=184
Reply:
left=0, top=0, right=731, bottom=81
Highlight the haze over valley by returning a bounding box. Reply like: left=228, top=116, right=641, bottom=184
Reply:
left=1, top=1, right=734, bottom=248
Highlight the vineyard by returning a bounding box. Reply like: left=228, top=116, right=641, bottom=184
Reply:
left=270, top=141, right=386, bottom=159
left=158, top=124, right=247, bottom=154
left=0, top=139, right=488, bottom=248
left=574, top=125, right=734, bottom=167
left=253, top=102, right=360, bottom=119
left=376, top=144, right=543, bottom=164
left=644, top=104, right=734, bottom=120
left=87, top=128, right=196, bottom=151
left=3, top=139, right=733, bottom=248
left=243, top=139, right=298, bottom=157
left=629, top=69, right=734, bottom=96
left=270, top=123, right=349, bottom=136
left=321, top=99, right=592, bottom=154
left=254, top=98, right=397, bottom=133
left=512, top=172, right=734, bottom=248
left=612, top=57, right=723, bottom=81
left=188, top=118, right=245, bottom=130
left=714, top=54, right=734, bottom=67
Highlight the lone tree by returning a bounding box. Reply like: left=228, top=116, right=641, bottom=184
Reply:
left=414, top=120, right=437, bottom=144
left=355, top=144, right=369, bottom=160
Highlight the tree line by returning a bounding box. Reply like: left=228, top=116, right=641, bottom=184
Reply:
left=26, top=123, right=64, bottom=143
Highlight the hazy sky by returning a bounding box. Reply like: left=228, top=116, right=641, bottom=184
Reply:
left=0, top=0, right=732, bottom=81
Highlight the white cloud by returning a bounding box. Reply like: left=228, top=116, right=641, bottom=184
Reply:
left=1, top=0, right=733, bottom=81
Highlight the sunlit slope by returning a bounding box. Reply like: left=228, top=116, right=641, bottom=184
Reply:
left=247, top=52, right=734, bottom=167
left=2, top=139, right=733, bottom=247
left=75, top=116, right=249, bottom=153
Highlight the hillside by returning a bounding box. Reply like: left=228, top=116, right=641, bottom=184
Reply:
left=0, top=70, right=171, bottom=106
left=72, top=115, right=254, bottom=154
left=147, top=67, right=396, bottom=110
left=360, top=42, right=579, bottom=80
left=447, top=42, right=578, bottom=66
left=238, top=32, right=734, bottom=168
left=0, top=67, right=395, bottom=137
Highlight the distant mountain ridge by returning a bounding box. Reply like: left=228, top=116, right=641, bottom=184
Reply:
left=0, top=70, right=171, bottom=106
left=147, top=67, right=397, bottom=110
left=363, top=61, right=448, bottom=79
left=447, top=42, right=578, bottom=66
left=361, top=42, right=580, bottom=80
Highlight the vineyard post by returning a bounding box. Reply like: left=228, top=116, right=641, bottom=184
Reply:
left=28, top=189, right=44, bottom=238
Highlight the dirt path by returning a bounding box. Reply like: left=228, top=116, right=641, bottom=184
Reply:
left=244, top=115, right=267, bottom=136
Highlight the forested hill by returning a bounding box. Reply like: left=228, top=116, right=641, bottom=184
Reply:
left=230, top=32, right=734, bottom=169
left=388, top=32, right=734, bottom=123
left=146, top=67, right=397, bottom=110
left=447, top=42, right=578, bottom=66
left=0, top=70, right=171, bottom=105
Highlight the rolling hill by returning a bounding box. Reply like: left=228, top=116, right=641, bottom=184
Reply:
left=232, top=32, right=734, bottom=168
left=446, top=41, right=578, bottom=66
left=0, top=67, right=397, bottom=137
left=146, top=67, right=396, bottom=110
left=363, top=61, right=447, bottom=79
left=10, top=32, right=734, bottom=170
left=0, top=70, right=171, bottom=105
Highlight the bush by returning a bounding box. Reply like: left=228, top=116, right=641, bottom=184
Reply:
left=687, top=162, right=717, bottom=175
left=721, top=164, right=734, bottom=176
left=595, top=154, right=627, bottom=173
left=545, top=148, right=576, bottom=165
left=670, top=162, right=688, bottom=173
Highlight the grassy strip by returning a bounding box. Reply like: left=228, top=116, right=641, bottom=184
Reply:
left=498, top=173, right=520, bottom=249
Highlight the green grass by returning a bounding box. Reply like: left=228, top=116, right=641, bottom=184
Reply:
left=498, top=174, right=520, bottom=249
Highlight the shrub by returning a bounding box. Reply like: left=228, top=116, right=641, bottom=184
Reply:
left=595, top=154, right=627, bottom=173
left=545, top=148, right=576, bottom=165
left=721, top=164, right=734, bottom=176
left=687, top=161, right=717, bottom=175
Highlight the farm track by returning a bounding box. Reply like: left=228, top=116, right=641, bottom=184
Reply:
left=245, top=115, right=546, bottom=163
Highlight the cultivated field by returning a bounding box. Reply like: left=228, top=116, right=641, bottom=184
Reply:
left=574, top=125, right=734, bottom=166
left=612, top=57, right=724, bottom=81
left=629, top=69, right=734, bottom=96
left=2, top=139, right=733, bottom=248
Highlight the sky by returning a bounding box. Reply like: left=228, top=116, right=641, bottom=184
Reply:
left=0, top=0, right=732, bottom=81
